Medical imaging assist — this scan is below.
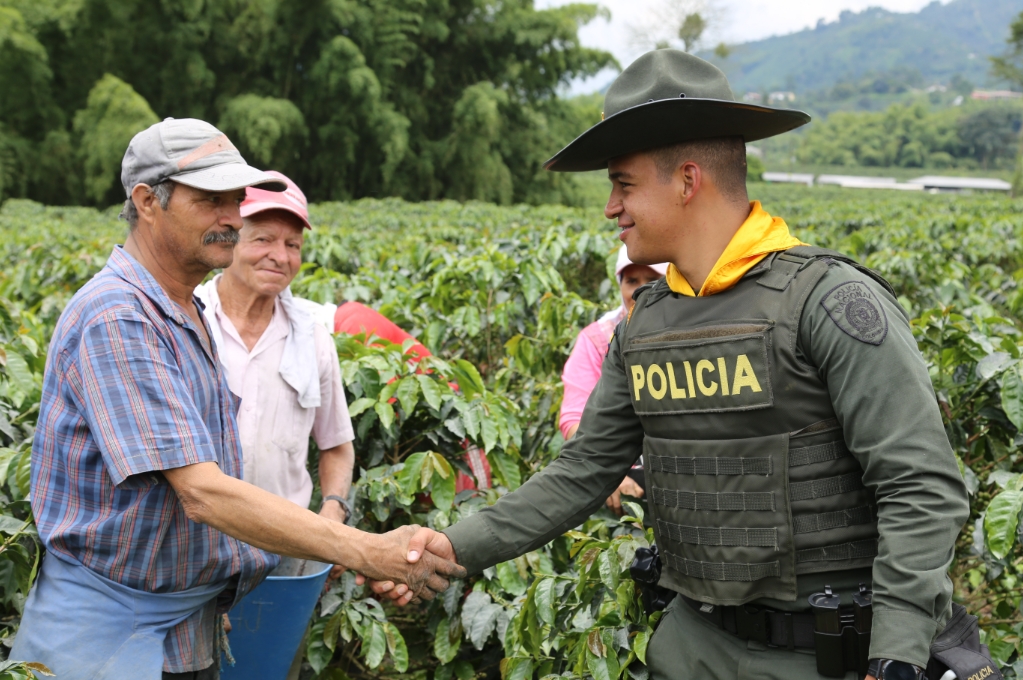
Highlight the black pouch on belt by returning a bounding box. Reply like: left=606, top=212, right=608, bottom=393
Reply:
left=925, top=603, right=1002, bottom=680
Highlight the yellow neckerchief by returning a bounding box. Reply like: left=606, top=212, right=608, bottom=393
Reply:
left=665, top=201, right=806, bottom=297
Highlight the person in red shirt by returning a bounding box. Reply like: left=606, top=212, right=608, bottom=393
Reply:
left=333, top=302, right=491, bottom=491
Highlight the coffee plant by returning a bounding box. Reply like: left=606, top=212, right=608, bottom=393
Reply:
left=0, top=186, right=1022, bottom=678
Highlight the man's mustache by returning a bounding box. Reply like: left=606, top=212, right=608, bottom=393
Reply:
left=203, top=229, right=239, bottom=246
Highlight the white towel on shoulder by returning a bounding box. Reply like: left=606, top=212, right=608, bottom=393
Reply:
left=195, top=276, right=322, bottom=409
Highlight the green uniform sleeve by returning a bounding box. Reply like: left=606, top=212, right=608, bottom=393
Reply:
left=443, top=330, right=645, bottom=576
left=798, top=262, right=970, bottom=667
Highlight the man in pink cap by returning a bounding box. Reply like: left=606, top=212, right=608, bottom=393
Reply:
left=195, top=172, right=356, bottom=531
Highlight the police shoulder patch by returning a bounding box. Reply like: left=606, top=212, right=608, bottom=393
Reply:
left=820, top=280, right=888, bottom=346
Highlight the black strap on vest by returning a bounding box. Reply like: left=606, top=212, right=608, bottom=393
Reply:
left=792, top=505, right=875, bottom=535
left=789, top=440, right=848, bottom=467
left=648, top=455, right=773, bottom=476
left=789, top=472, right=865, bottom=502
left=651, top=487, right=776, bottom=512
left=656, top=519, right=779, bottom=549
left=663, top=553, right=781, bottom=582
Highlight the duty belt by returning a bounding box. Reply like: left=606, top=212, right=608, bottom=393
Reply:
left=682, top=583, right=874, bottom=678
left=683, top=595, right=816, bottom=649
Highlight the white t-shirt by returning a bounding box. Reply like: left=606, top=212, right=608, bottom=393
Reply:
left=202, top=292, right=354, bottom=509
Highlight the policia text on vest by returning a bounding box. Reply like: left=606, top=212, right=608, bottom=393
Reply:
left=628, top=327, right=769, bottom=413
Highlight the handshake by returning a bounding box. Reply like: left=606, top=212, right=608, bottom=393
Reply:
left=351, top=524, right=464, bottom=605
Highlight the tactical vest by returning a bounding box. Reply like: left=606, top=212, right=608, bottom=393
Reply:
left=621, top=246, right=893, bottom=606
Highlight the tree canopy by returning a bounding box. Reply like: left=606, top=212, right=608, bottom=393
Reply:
left=0, top=0, right=617, bottom=207
left=796, top=101, right=1021, bottom=171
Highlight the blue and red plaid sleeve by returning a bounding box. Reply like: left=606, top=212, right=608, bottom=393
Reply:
left=70, top=307, right=220, bottom=485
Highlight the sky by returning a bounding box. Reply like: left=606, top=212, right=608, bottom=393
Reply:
left=536, top=0, right=955, bottom=92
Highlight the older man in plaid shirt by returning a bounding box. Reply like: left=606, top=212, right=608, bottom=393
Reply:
left=11, top=119, right=463, bottom=680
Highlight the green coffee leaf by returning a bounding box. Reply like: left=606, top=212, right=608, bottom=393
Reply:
left=306, top=619, right=333, bottom=674
left=374, top=401, right=395, bottom=431
left=598, top=549, right=620, bottom=592
left=363, top=621, right=387, bottom=668
left=616, top=581, right=635, bottom=619
left=347, top=397, right=375, bottom=417
left=621, top=501, right=644, bottom=524
left=1002, top=365, right=1023, bottom=431
left=587, top=651, right=613, bottom=680
left=500, top=656, right=533, bottom=680
left=534, top=577, right=556, bottom=625
left=416, top=374, right=444, bottom=410
left=480, top=415, right=499, bottom=453
left=431, top=462, right=456, bottom=510
left=460, top=403, right=481, bottom=439
left=978, top=352, right=1012, bottom=380
left=323, top=611, right=343, bottom=652
left=3, top=353, right=35, bottom=395
left=434, top=617, right=460, bottom=664
left=452, top=359, right=486, bottom=399
left=985, top=487, right=1023, bottom=558
left=496, top=560, right=528, bottom=597
left=395, top=377, right=420, bottom=416
left=384, top=622, right=409, bottom=672
left=633, top=629, right=650, bottom=664
left=462, top=591, right=503, bottom=650
left=399, top=452, right=428, bottom=494
left=489, top=451, right=521, bottom=490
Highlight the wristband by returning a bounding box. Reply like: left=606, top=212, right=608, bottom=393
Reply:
left=321, top=495, right=353, bottom=524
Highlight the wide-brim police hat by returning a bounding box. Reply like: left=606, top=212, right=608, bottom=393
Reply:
left=544, top=49, right=811, bottom=172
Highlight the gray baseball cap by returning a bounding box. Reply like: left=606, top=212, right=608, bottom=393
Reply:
left=120, top=118, right=287, bottom=196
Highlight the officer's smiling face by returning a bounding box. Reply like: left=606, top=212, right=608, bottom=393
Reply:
left=605, top=152, right=684, bottom=267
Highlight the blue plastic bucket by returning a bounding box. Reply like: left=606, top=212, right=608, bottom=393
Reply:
left=221, top=559, right=331, bottom=680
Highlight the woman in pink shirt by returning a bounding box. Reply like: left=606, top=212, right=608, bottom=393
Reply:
left=559, top=247, right=667, bottom=513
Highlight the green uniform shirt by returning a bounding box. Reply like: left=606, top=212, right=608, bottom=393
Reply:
left=444, top=261, right=970, bottom=667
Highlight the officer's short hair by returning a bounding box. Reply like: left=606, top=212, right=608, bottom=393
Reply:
left=649, top=136, right=748, bottom=203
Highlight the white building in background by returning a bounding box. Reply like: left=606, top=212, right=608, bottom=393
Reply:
left=818, top=175, right=897, bottom=187
left=763, top=173, right=1011, bottom=193
left=768, top=91, right=796, bottom=103
left=909, top=176, right=1012, bottom=192
left=763, top=172, right=814, bottom=186
left=816, top=175, right=923, bottom=190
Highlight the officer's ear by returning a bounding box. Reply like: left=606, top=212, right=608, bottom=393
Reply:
left=678, top=161, right=702, bottom=206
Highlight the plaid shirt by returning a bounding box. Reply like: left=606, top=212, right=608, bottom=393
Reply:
left=31, top=246, right=279, bottom=672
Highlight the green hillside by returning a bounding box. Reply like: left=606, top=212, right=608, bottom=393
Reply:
left=705, top=0, right=1022, bottom=94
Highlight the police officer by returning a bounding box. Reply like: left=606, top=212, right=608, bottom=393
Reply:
left=377, top=50, right=970, bottom=680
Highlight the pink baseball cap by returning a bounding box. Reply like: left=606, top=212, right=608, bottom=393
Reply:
left=240, top=170, right=311, bottom=229
left=615, top=246, right=669, bottom=283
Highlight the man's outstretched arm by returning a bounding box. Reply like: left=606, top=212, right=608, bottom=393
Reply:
left=377, top=331, right=645, bottom=602
left=164, top=461, right=465, bottom=599
left=444, top=332, right=643, bottom=574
